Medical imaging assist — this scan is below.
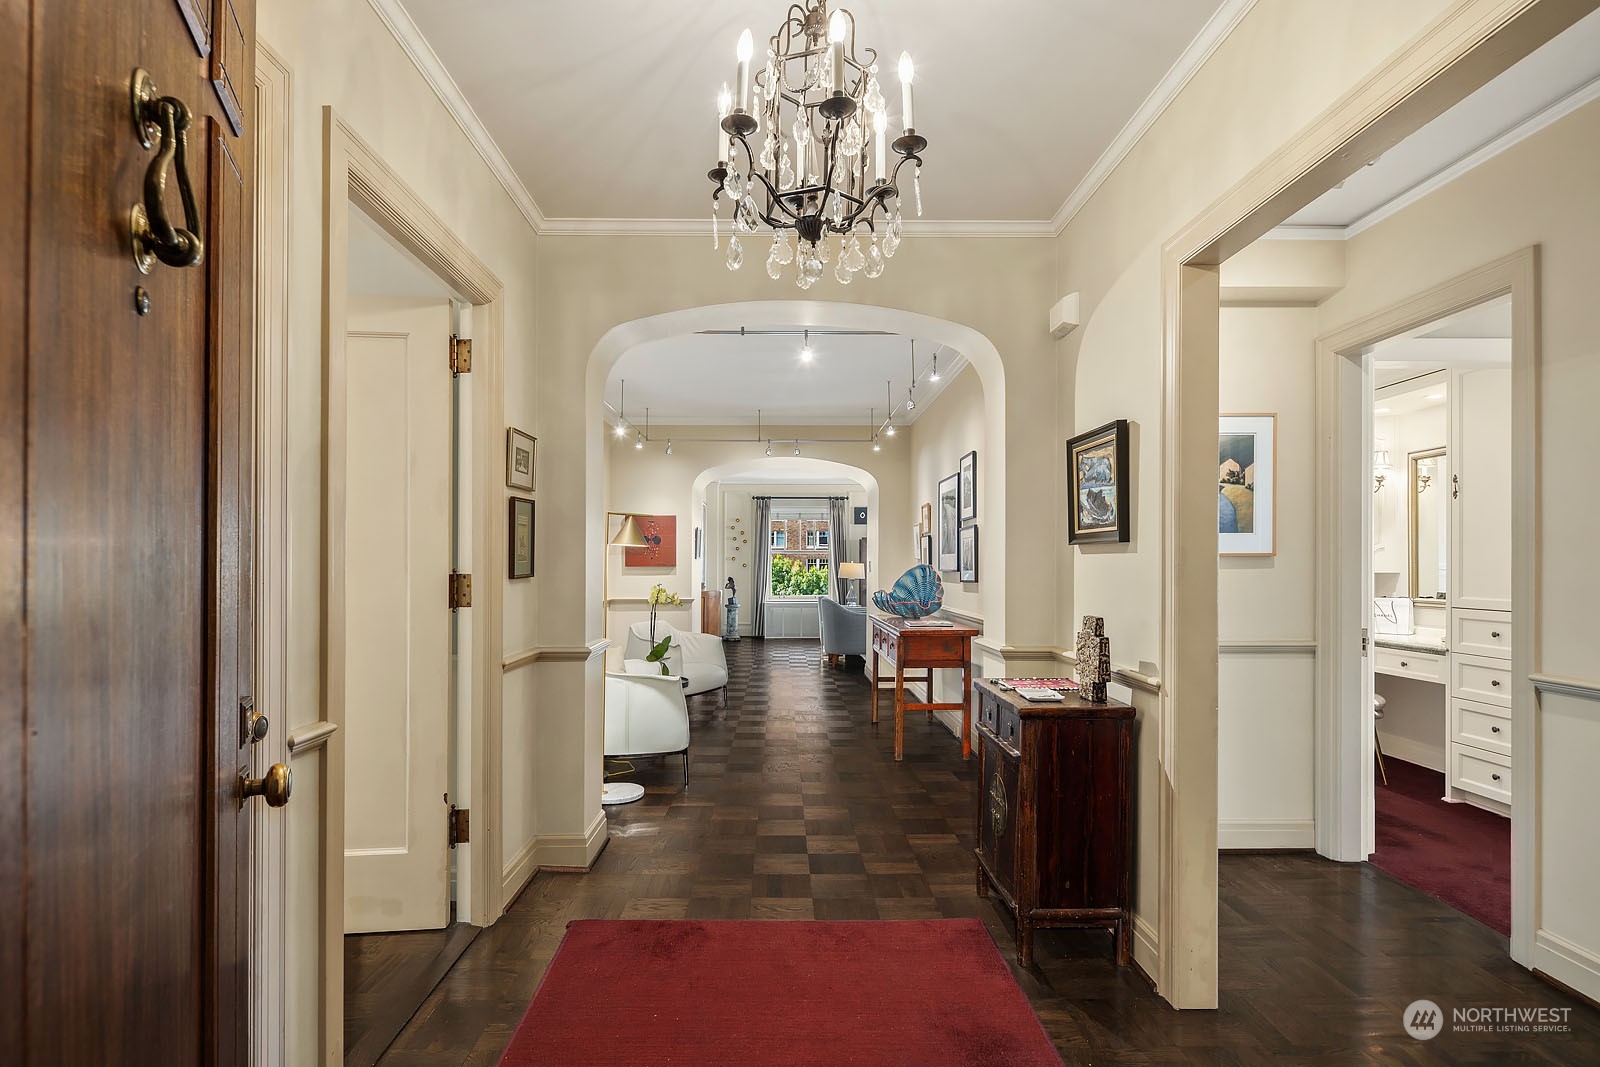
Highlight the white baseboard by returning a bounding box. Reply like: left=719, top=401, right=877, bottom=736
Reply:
left=1133, top=913, right=1159, bottom=979
left=500, top=836, right=540, bottom=904
left=533, top=810, right=609, bottom=871
left=1377, top=733, right=1445, bottom=773
left=1533, top=929, right=1600, bottom=1004
left=1218, top=819, right=1315, bottom=849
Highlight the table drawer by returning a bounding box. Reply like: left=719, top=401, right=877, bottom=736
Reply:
left=1374, top=646, right=1446, bottom=683
left=1452, top=609, right=1512, bottom=661
left=979, top=690, right=999, bottom=733
left=872, top=628, right=897, bottom=662
left=1451, top=745, right=1510, bottom=805
left=1451, top=697, right=1510, bottom=757
left=1453, top=653, right=1511, bottom=708
left=995, top=700, right=1021, bottom=753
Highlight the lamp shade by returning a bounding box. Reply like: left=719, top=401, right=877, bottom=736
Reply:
left=609, top=514, right=648, bottom=548
left=838, top=562, right=866, bottom=580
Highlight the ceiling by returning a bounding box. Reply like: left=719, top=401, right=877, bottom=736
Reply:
left=1372, top=296, right=1510, bottom=388
left=607, top=329, right=965, bottom=428
left=1284, top=8, right=1600, bottom=230
left=397, top=0, right=1231, bottom=223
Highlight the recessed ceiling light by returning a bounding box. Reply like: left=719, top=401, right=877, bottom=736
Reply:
left=799, top=329, right=813, bottom=363
left=1425, top=392, right=1444, bottom=400
left=1374, top=407, right=1391, bottom=414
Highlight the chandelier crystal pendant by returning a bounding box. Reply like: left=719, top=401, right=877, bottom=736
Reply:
left=709, top=0, right=925, bottom=288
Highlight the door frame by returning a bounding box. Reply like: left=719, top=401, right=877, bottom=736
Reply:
left=321, top=106, right=506, bottom=1054
left=1155, top=0, right=1578, bottom=1008
left=1313, top=249, right=1538, bottom=965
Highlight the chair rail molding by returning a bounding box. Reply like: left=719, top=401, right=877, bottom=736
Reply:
left=1531, top=673, right=1600, bottom=703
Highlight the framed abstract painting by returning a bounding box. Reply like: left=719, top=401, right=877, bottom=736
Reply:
left=1218, top=414, right=1276, bottom=556
left=1066, top=419, right=1130, bottom=545
left=624, top=514, right=676, bottom=568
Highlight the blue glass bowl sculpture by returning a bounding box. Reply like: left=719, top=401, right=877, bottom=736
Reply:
left=871, top=564, right=945, bottom=619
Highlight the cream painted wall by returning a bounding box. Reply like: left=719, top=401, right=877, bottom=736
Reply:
left=1316, top=96, right=1600, bottom=998
left=1373, top=393, right=1448, bottom=598
left=1216, top=306, right=1317, bottom=848
left=910, top=365, right=987, bottom=622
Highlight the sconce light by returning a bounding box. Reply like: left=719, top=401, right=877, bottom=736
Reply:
left=1373, top=448, right=1390, bottom=493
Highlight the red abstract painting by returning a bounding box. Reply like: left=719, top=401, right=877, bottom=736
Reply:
left=624, top=515, right=676, bottom=568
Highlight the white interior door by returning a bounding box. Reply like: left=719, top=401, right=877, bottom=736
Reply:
left=344, top=294, right=454, bottom=933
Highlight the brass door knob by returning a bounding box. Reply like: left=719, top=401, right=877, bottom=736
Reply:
left=241, top=764, right=292, bottom=808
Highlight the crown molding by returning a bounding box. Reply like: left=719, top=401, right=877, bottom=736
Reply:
left=1050, top=0, right=1260, bottom=236
left=1265, top=72, right=1600, bottom=243
left=366, top=0, right=546, bottom=233
left=537, top=216, right=1057, bottom=237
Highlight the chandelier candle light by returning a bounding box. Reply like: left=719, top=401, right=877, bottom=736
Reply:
left=711, top=0, right=926, bottom=288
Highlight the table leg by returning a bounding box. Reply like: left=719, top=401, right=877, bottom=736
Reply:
left=894, top=659, right=905, bottom=761
left=870, top=648, right=880, bottom=724
left=1017, top=919, right=1034, bottom=968
left=961, top=660, right=973, bottom=759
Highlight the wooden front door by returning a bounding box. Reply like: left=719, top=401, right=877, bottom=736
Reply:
left=1, top=1, right=258, bottom=1063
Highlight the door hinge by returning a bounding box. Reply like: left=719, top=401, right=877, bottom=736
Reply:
left=449, top=570, right=473, bottom=610
left=450, top=335, right=472, bottom=375
left=1361, top=627, right=1369, bottom=655
left=448, top=804, right=470, bottom=848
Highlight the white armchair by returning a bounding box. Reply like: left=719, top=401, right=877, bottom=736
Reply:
left=605, top=671, right=692, bottom=787
left=624, top=621, right=729, bottom=704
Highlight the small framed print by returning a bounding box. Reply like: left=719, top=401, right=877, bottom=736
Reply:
left=506, top=427, right=536, bottom=491
left=1218, top=413, right=1276, bottom=556
left=920, top=501, right=933, bottom=531
left=937, top=473, right=960, bottom=571
left=1066, top=419, right=1130, bottom=545
left=920, top=534, right=933, bottom=567
left=958, top=450, right=977, bottom=524
left=958, top=525, right=979, bottom=583
left=694, top=526, right=702, bottom=561
left=508, top=496, right=534, bottom=579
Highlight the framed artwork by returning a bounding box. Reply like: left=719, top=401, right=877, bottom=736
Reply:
left=958, top=525, right=979, bottom=582
left=1218, top=414, right=1276, bottom=556
left=694, top=526, right=702, bottom=561
left=937, top=473, right=960, bottom=571
left=1066, top=419, right=1130, bottom=545
left=913, top=521, right=924, bottom=557
left=506, top=427, right=536, bottom=491
left=624, top=514, right=676, bottom=568
left=508, top=496, right=534, bottom=579
left=920, top=534, right=933, bottom=567
left=958, top=450, right=977, bottom=524
left=853, top=506, right=868, bottom=525
left=920, top=501, right=932, bottom=531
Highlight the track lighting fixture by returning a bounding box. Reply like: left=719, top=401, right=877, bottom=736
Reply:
left=885, top=424, right=895, bottom=436
left=905, top=340, right=916, bottom=409
left=765, top=442, right=774, bottom=457
left=799, top=329, right=813, bottom=363
left=793, top=443, right=801, bottom=456
left=872, top=437, right=881, bottom=452
left=635, top=435, right=644, bottom=450
left=614, top=423, right=628, bottom=438
left=929, top=351, right=940, bottom=381
left=665, top=440, right=673, bottom=456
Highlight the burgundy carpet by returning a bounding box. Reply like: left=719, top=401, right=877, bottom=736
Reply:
left=498, top=919, right=1063, bottom=1066
left=1371, top=758, right=1510, bottom=935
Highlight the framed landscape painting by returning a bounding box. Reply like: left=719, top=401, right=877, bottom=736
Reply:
left=1066, top=420, right=1130, bottom=545
left=1218, top=414, right=1276, bottom=556
left=937, top=473, right=960, bottom=571
left=506, top=427, right=536, bottom=491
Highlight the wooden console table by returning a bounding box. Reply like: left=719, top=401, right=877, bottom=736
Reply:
left=869, top=615, right=980, bottom=762
left=972, top=679, right=1135, bottom=966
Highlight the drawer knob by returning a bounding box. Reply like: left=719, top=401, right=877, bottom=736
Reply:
left=1491, top=726, right=1501, bottom=734
left=1490, top=631, right=1501, bottom=639
left=1400, top=660, right=1408, bottom=667
left=1490, top=679, right=1501, bottom=687
left=1491, top=773, right=1502, bottom=782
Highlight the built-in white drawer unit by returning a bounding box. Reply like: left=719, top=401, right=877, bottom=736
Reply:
left=1452, top=653, right=1512, bottom=708
left=1451, top=745, right=1511, bottom=806
left=1452, top=609, right=1512, bottom=661
left=1451, top=697, right=1511, bottom=758
left=1374, top=646, right=1446, bottom=683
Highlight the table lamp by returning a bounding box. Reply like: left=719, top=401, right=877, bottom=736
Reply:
left=603, top=513, right=648, bottom=806
left=838, top=561, right=866, bottom=605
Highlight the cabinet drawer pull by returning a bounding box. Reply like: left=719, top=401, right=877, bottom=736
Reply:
left=1490, top=726, right=1501, bottom=734
left=1400, top=660, right=1408, bottom=667
left=1491, top=773, right=1502, bottom=782
left=1490, top=679, right=1501, bottom=687
left=1490, top=631, right=1501, bottom=639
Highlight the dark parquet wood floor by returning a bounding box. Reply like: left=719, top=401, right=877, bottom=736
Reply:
left=378, top=639, right=1600, bottom=1065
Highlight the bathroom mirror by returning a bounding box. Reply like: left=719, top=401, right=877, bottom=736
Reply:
left=1409, top=447, right=1447, bottom=600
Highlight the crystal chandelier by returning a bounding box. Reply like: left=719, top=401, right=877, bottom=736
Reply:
left=709, top=0, right=926, bottom=288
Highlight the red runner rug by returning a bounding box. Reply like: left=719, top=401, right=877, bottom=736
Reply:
left=498, top=919, right=1063, bottom=1066
left=1372, top=757, right=1510, bottom=935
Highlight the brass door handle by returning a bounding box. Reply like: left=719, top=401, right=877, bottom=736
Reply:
left=987, top=772, right=1008, bottom=839
left=129, top=68, right=204, bottom=274
left=241, top=764, right=293, bottom=808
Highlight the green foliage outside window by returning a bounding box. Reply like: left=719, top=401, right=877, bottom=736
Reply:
left=770, top=554, right=830, bottom=596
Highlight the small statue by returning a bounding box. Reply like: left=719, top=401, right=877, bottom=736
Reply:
left=1076, top=615, right=1110, bottom=703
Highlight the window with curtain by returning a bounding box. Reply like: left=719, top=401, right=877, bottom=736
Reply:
left=768, top=507, right=830, bottom=598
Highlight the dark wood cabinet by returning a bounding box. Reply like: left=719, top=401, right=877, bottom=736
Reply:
left=973, top=680, right=1135, bottom=967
